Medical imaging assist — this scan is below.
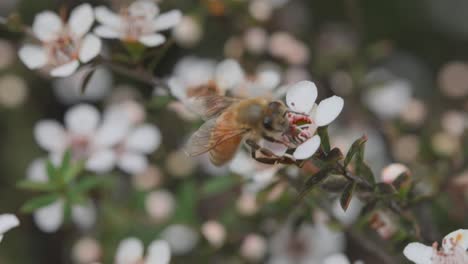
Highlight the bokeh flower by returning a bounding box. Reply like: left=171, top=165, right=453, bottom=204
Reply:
left=115, top=238, right=171, bottom=264
left=0, top=214, right=19, bottom=243
left=18, top=4, right=101, bottom=77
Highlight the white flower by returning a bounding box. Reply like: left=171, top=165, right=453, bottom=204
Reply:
left=268, top=221, right=345, bottom=264
left=381, top=163, right=410, bottom=184
left=262, top=80, right=344, bottom=160
left=18, top=4, right=101, bottom=77
left=403, top=229, right=468, bottom=264
left=26, top=158, right=97, bottom=233
left=0, top=214, right=19, bottom=243
left=94, top=0, right=181, bottom=47
left=161, top=224, right=199, bottom=255
left=34, top=104, right=131, bottom=173
left=115, top=238, right=171, bottom=264
left=323, top=253, right=351, bottom=264
left=172, top=16, right=202, bottom=48
left=145, top=189, right=175, bottom=222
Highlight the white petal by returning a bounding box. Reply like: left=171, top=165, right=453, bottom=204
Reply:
left=168, top=78, right=188, bottom=101
left=293, top=135, right=321, bottom=160
left=215, top=59, right=245, bottom=91
left=50, top=60, right=80, bottom=77
left=286, top=81, right=318, bottom=113
left=161, top=225, right=199, bottom=255
left=442, top=229, right=468, bottom=252
left=145, top=240, right=171, bottom=264
left=115, top=237, right=144, bottom=264
left=94, top=6, right=121, bottom=28
left=79, top=34, right=102, bottom=63
left=94, top=25, right=121, bottom=39
left=129, top=0, right=159, bottom=19
left=18, top=45, right=47, bottom=69
left=71, top=201, right=96, bottom=229
left=139, top=34, right=166, bottom=47
left=0, top=214, right=19, bottom=235
left=126, top=125, right=161, bottom=154
left=315, top=96, right=344, bottom=127
left=68, top=4, right=94, bottom=38
left=153, top=10, right=182, bottom=31
left=33, top=199, right=64, bottom=233
left=258, top=139, right=288, bottom=156
left=118, top=152, right=148, bottom=175
left=34, top=120, right=67, bottom=152
left=403, top=242, right=433, bottom=264
left=32, top=11, right=62, bottom=42
left=256, top=69, right=281, bottom=91
left=65, top=104, right=100, bottom=135
left=94, top=117, right=131, bottom=147
left=323, top=254, right=350, bottom=264
left=27, top=158, right=48, bottom=182
left=86, top=149, right=116, bottom=173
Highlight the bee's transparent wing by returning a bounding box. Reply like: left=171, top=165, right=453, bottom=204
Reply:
left=185, top=117, right=249, bottom=157
left=188, top=95, right=239, bottom=120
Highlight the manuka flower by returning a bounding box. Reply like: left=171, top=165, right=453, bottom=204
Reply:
left=18, top=4, right=101, bottom=77
left=115, top=238, right=171, bottom=264
left=94, top=0, right=181, bottom=47
left=0, top=214, right=19, bottom=243
left=404, top=229, right=468, bottom=264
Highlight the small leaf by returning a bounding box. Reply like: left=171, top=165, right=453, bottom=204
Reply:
left=20, top=193, right=60, bottom=213
left=320, top=175, right=349, bottom=193
left=324, top=148, right=344, bottom=164
left=17, top=180, right=57, bottom=192
left=392, top=172, right=411, bottom=189
left=340, top=181, right=356, bottom=211
left=63, top=161, right=85, bottom=183
left=297, top=170, right=330, bottom=200
left=80, top=68, right=96, bottom=94
left=376, top=183, right=397, bottom=194
left=359, top=162, right=375, bottom=185
left=74, top=176, right=105, bottom=194
left=124, top=42, right=146, bottom=61
left=317, top=126, right=331, bottom=153
left=46, top=159, right=59, bottom=183
left=344, top=135, right=368, bottom=168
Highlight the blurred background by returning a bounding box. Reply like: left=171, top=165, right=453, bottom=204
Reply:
left=0, top=0, right=466, bottom=263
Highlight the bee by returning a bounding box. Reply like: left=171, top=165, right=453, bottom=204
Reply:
left=185, top=95, right=294, bottom=166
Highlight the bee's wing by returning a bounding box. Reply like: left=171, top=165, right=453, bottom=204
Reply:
left=188, top=95, right=240, bottom=120
left=185, top=117, right=249, bottom=157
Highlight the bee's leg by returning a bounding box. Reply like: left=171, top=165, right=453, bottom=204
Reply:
left=246, top=139, right=281, bottom=165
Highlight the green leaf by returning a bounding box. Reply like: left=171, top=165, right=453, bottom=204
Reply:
left=201, top=176, right=238, bottom=196
left=63, top=161, right=85, bottom=183
left=376, top=183, right=397, bottom=195
left=17, top=180, right=57, bottom=192
left=124, top=42, right=146, bottom=61
left=172, top=180, right=198, bottom=225
left=46, top=159, right=59, bottom=183
left=358, top=162, right=375, bottom=185
left=344, top=135, right=368, bottom=168
left=320, top=175, right=348, bottom=193
left=324, top=148, right=344, bottom=164
left=317, top=126, right=331, bottom=153
left=340, top=181, right=356, bottom=211
left=20, top=193, right=61, bottom=213
left=74, top=176, right=105, bottom=194
left=297, top=170, right=330, bottom=200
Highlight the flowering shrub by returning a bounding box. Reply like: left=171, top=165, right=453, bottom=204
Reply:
left=0, top=0, right=466, bottom=263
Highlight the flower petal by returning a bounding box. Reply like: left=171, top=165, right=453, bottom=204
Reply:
left=34, top=120, right=67, bottom=152
left=403, top=242, right=433, bottom=264
left=32, top=11, right=62, bottom=42
left=118, top=152, right=148, bottom=175
left=168, top=78, right=187, bottom=101
left=65, top=104, right=100, bottom=135
left=33, top=199, right=64, bottom=233
left=94, top=6, right=122, bottom=28
left=293, top=135, right=320, bottom=160
left=94, top=25, right=120, bottom=39
left=145, top=240, right=171, bottom=264
left=79, top=34, right=102, bottom=63
left=315, top=95, right=344, bottom=127
left=215, top=59, right=245, bottom=91
left=139, top=34, right=166, bottom=47
left=94, top=117, right=131, bottom=147
left=71, top=201, right=96, bottom=229
left=27, top=158, right=48, bottom=182
left=442, top=229, right=468, bottom=252
left=18, top=45, right=48, bottom=69
left=68, top=3, right=94, bottom=38
left=0, top=214, right=19, bottom=235
left=115, top=237, right=144, bottom=264
left=86, top=149, right=116, bottom=173
left=126, top=125, right=161, bottom=154
left=50, top=60, right=80, bottom=77
left=286, top=81, right=318, bottom=114
left=258, top=139, right=288, bottom=156
left=153, top=10, right=182, bottom=31
left=323, top=254, right=350, bottom=264
left=129, top=0, right=159, bottom=19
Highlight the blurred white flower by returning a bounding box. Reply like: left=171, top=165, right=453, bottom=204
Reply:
left=369, top=210, right=397, bottom=240
left=94, top=0, right=181, bottom=47
left=52, top=66, right=112, bottom=104
left=236, top=192, right=260, bottom=216
left=132, top=165, right=163, bottom=191
left=161, top=224, right=199, bottom=255
left=323, top=253, right=352, bottom=264
left=437, top=61, right=468, bottom=98
left=145, top=189, right=175, bottom=223
left=230, top=66, right=282, bottom=98
left=268, top=32, right=309, bottom=65
left=18, top=4, right=101, bottom=77
left=244, top=27, right=268, bottom=54
left=248, top=0, right=288, bottom=21
left=381, top=163, right=410, bottom=184
left=261, top=81, right=344, bottom=160
left=72, top=237, right=102, bottom=264
left=173, top=16, right=202, bottom=48
left=0, top=39, right=15, bottom=70
left=268, top=221, right=345, bottom=264
left=115, top=238, right=171, bottom=264
left=400, top=99, right=427, bottom=126
left=332, top=197, right=363, bottom=227
left=0, top=214, right=19, bottom=243
left=0, top=74, right=28, bottom=108
left=201, top=221, right=226, bottom=248
left=165, top=149, right=197, bottom=178
left=431, top=132, right=460, bottom=156
left=240, top=233, right=267, bottom=262
left=441, top=110, right=467, bottom=137
left=404, top=229, right=468, bottom=264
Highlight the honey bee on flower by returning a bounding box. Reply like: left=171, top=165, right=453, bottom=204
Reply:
left=18, top=4, right=102, bottom=77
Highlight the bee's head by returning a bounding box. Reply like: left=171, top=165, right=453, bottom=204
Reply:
left=262, top=101, right=289, bottom=132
